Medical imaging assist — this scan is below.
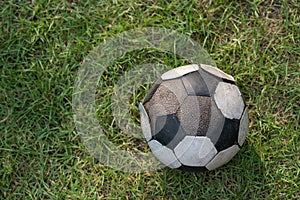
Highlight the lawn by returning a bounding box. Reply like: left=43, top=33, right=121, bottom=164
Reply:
left=1, top=0, right=299, bottom=199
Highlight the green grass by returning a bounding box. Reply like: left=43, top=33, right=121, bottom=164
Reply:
left=1, top=0, right=299, bottom=199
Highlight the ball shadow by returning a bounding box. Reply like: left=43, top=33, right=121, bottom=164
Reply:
left=160, top=143, right=266, bottom=199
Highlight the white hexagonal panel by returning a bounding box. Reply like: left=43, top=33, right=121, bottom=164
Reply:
left=173, top=135, right=194, bottom=158
left=139, top=103, right=152, bottom=141
left=148, top=140, right=181, bottom=168
left=214, top=82, right=245, bottom=119
left=200, top=64, right=235, bottom=81
left=174, top=136, right=217, bottom=167
left=161, top=64, right=199, bottom=80
left=206, top=145, right=240, bottom=170
left=238, top=107, right=249, bottom=146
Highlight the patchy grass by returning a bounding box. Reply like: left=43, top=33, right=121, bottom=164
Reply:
left=1, top=0, right=299, bottom=199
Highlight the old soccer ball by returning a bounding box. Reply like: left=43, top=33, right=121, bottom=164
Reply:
left=139, top=64, right=249, bottom=171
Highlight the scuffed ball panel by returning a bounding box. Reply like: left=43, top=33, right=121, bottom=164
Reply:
left=154, top=114, right=186, bottom=149
left=214, top=82, right=245, bottom=119
left=139, top=103, right=152, bottom=141
left=143, top=84, right=181, bottom=132
left=143, top=78, right=162, bottom=104
left=174, top=136, right=217, bottom=167
left=205, top=99, right=225, bottom=144
left=161, top=64, right=199, bottom=80
left=148, top=140, right=182, bottom=168
left=160, top=78, right=188, bottom=105
left=206, top=145, right=240, bottom=170
left=238, top=107, right=249, bottom=146
left=176, top=96, right=200, bottom=136
left=177, top=96, right=211, bottom=136
left=181, top=71, right=210, bottom=96
left=200, top=64, right=235, bottom=82
left=214, top=118, right=240, bottom=151
left=144, top=85, right=180, bottom=115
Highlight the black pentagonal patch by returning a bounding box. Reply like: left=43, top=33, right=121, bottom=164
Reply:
left=178, top=165, right=207, bottom=172
left=143, top=78, right=162, bottom=104
left=153, top=114, right=185, bottom=149
left=182, top=71, right=210, bottom=97
left=214, top=118, right=240, bottom=151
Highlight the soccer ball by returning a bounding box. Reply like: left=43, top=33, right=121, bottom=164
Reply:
left=139, top=64, right=249, bottom=171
